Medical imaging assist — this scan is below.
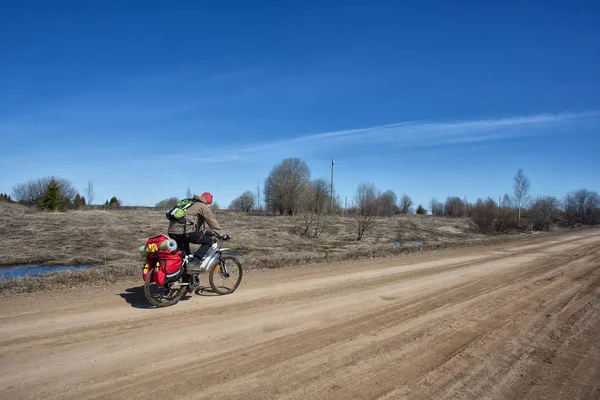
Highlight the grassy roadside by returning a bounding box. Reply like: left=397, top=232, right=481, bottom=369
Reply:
left=0, top=203, right=586, bottom=294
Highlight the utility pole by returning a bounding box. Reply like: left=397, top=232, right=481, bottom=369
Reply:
left=330, top=158, right=335, bottom=213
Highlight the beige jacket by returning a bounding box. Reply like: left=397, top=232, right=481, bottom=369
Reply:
left=167, top=194, right=226, bottom=237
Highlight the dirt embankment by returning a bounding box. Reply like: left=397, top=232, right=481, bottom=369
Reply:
left=1, top=229, right=599, bottom=399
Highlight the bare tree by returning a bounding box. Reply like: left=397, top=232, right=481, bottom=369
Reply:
left=239, top=191, right=255, bottom=212
left=513, top=168, right=530, bottom=227
left=85, top=180, right=95, bottom=206
left=255, top=180, right=262, bottom=212
left=444, top=196, right=465, bottom=217
left=501, top=193, right=512, bottom=208
left=305, top=178, right=329, bottom=214
left=264, top=158, right=311, bottom=215
left=463, top=197, right=472, bottom=217
left=186, top=187, right=192, bottom=199
left=429, top=198, right=444, bottom=216
left=355, top=182, right=380, bottom=240
left=379, top=190, right=398, bottom=216
left=12, top=179, right=45, bottom=205
left=229, top=191, right=256, bottom=212
left=399, top=194, right=414, bottom=214
left=528, top=196, right=560, bottom=231
left=293, top=178, right=331, bottom=239
left=564, top=189, right=600, bottom=225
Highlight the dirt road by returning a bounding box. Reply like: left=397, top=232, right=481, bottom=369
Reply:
left=1, top=229, right=599, bottom=399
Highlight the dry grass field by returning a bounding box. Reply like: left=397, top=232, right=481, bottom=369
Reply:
left=0, top=202, right=565, bottom=293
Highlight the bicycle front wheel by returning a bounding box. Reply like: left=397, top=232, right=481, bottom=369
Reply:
left=208, top=256, right=243, bottom=295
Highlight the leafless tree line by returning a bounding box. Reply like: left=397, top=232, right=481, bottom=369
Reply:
left=12, top=176, right=78, bottom=206
left=231, top=160, right=599, bottom=239
left=10, top=177, right=123, bottom=211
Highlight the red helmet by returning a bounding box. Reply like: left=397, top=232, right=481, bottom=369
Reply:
left=202, top=192, right=213, bottom=205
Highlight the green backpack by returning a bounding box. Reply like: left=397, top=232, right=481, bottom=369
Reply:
left=166, top=198, right=197, bottom=222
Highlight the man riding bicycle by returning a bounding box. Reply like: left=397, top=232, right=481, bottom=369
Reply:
left=168, top=192, right=230, bottom=273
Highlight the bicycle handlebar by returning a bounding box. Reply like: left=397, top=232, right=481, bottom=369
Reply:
left=205, top=231, right=231, bottom=241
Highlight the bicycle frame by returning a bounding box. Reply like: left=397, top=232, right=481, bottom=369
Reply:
left=184, top=238, right=230, bottom=274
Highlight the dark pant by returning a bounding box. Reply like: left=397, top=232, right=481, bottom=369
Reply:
left=171, top=232, right=212, bottom=259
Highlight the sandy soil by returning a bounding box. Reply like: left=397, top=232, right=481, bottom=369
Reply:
left=1, top=229, right=599, bottom=399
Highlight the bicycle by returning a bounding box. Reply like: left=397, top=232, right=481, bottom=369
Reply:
left=143, top=233, right=243, bottom=308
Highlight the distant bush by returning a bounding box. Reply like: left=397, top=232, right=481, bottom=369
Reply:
left=527, top=196, right=560, bottom=231
left=155, top=197, right=179, bottom=210
left=229, top=191, right=255, bottom=212
left=73, top=194, right=86, bottom=209
left=104, top=197, right=121, bottom=209
left=12, top=176, right=77, bottom=207
left=379, top=190, right=398, bottom=216
left=444, top=196, right=466, bottom=217
left=291, top=179, right=332, bottom=239
left=290, top=213, right=329, bottom=239
left=355, top=182, right=380, bottom=240
left=471, top=198, right=517, bottom=234
left=416, top=205, right=426, bottom=215
left=564, top=189, right=600, bottom=226
left=12, top=176, right=79, bottom=211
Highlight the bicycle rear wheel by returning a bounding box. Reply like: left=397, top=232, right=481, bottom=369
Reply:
left=208, top=256, right=243, bottom=295
left=144, top=270, right=187, bottom=308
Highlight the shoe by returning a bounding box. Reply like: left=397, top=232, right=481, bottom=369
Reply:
left=186, top=256, right=204, bottom=273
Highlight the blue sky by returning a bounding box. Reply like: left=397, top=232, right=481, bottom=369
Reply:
left=1, top=1, right=599, bottom=209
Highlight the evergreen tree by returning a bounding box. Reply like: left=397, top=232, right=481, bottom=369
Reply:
left=0, top=193, right=13, bottom=203
left=109, top=196, right=121, bottom=209
left=416, top=204, right=426, bottom=215
left=73, top=194, right=86, bottom=209
left=40, top=179, right=62, bottom=211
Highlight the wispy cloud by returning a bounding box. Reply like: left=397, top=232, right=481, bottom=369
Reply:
left=168, top=110, right=600, bottom=162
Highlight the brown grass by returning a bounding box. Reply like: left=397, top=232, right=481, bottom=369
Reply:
left=0, top=202, right=579, bottom=293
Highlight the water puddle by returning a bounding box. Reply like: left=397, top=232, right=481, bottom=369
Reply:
left=394, top=241, right=425, bottom=247
left=0, top=264, right=99, bottom=280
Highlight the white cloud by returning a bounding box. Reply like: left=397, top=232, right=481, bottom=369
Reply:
left=170, top=110, right=600, bottom=162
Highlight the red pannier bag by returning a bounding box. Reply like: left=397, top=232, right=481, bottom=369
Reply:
left=141, top=235, right=183, bottom=285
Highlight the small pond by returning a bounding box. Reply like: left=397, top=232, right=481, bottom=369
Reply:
left=394, top=241, right=425, bottom=247
left=0, top=264, right=99, bottom=280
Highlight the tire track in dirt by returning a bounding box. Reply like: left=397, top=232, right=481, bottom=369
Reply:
left=0, top=230, right=599, bottom=400
left=1, top=232, right=595, bottom=351
left=191, top=246, right=600, bottom=400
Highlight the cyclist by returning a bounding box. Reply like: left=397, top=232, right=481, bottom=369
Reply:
left=168, top=192, right=230, bottom=272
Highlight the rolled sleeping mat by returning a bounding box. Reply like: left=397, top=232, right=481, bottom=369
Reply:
left=139, top=245, right=148, bottom=256
left=159, top=239, right=178, bottom=252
